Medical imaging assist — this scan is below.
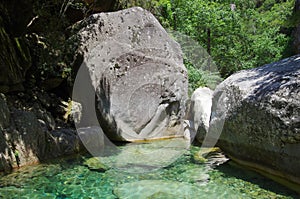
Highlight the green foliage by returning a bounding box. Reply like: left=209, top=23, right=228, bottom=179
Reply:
left=168, top=30, right=222, bottom=93
left=185, top=60, right=206, bottom=94
left=118, top=0, right=296, bottom=92
left=154, top=0, right=295, bottom=79
left=185, top=59, right=222, bottom=95
left=116, top=0, right=161, bottom=13
left=16, top=0, right=296, bottom=93
left=26, top=0, right=86, bottom=86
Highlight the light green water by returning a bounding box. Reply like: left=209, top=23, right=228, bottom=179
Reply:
left=0, top=142, right=298, bottom=199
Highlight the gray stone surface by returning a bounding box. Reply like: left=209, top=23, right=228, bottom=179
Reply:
left=73, top=7, right=188, bottom=141
left=185, top=87, right=213, bottom=143
left=46, top=129, right=82, bottom=158
left=210, top=55, right=300, bottom=184
left=0, top=94, right=10, bottom=130
left=0, top=91, right=84, bottom=171
left=11, top=110, right=45, bottom=165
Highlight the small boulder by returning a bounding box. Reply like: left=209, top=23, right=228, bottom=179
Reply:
left=83, top=157, right=108, bottom=172
left=185, top=87, right=213, bottom=143
left=46, top=129, right=82, bottom=158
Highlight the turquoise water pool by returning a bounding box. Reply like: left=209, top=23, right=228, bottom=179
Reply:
left=0, top=141, right=298, bottom=199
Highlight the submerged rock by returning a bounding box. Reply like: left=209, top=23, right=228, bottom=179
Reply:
left=193, top=147, right=229, bottom=167
left=113, top=180, right=237, bottom=199
left=113, top=180, right=202, bottom=198
left=179, top=168, right=210, bottom=185
left=97, top=138, right=190, bottom=173
left=72, top=7, right=188, bottom=141
left=83, top=157, right=108, bottom=172
left=210, top=55, right=300, bottom=186
left=0, top=18, right=31, bottom=93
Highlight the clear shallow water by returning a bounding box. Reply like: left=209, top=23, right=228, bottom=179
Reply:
left=0, top=143, right=298, bottom=199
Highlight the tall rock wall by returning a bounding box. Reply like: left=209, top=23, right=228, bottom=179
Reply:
left=0, top=92, right=83, bottom=172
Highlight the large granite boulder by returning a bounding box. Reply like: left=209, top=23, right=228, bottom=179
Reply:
left=73, top=7, right=188, bottom=141
left=210, top=55, right=300, bottom=186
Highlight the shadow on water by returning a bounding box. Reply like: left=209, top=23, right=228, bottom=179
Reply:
left=215, top=161, right=299, bottom=198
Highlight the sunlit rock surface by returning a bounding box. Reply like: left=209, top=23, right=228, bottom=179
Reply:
left=72, top=7, right=188, bottom=141
left=210, top=55, right=300, bottom=185
left=185, top=87, right=213, bottom=143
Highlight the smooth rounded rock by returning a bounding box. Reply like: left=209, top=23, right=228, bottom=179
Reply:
left=72, top=7, right=188, bottom=141
left=210, top=55, right=300, bottom=185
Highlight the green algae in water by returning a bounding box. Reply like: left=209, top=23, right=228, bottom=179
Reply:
left=0, top=144, right=298, bottom=199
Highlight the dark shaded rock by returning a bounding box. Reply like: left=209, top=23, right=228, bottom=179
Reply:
left=210, top=55, right=300, bottom=185
left=292, top=0, right=300, bottom=54
left=0, top=94, right=12, bottom=171
left=293, top=22, right=300, bottom=54
left=11, top=110, right=45, bottom=164
left=84, top=0, right=116, bottom=12
left=46, top=129, right=82, bottom=157
left=0, top=109, right=46, bottom=171
left=0, top=0, right=33, bottom=36
left=0, top=130, right=12, bottom=172
left=0, top=94, right=10, bottom=130
left=0, top=91, right=84, bottom=172
left=0, top=18, right=31, bottom=93
left=73, top=7, right=188, bottom=141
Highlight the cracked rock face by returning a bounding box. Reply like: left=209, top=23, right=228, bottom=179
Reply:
left=210, top=55, right=300, bottom=184
left=73, top=7, right=188, bottom=141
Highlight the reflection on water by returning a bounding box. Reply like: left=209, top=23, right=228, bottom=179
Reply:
left=0, top=141, right=298, bottom=199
